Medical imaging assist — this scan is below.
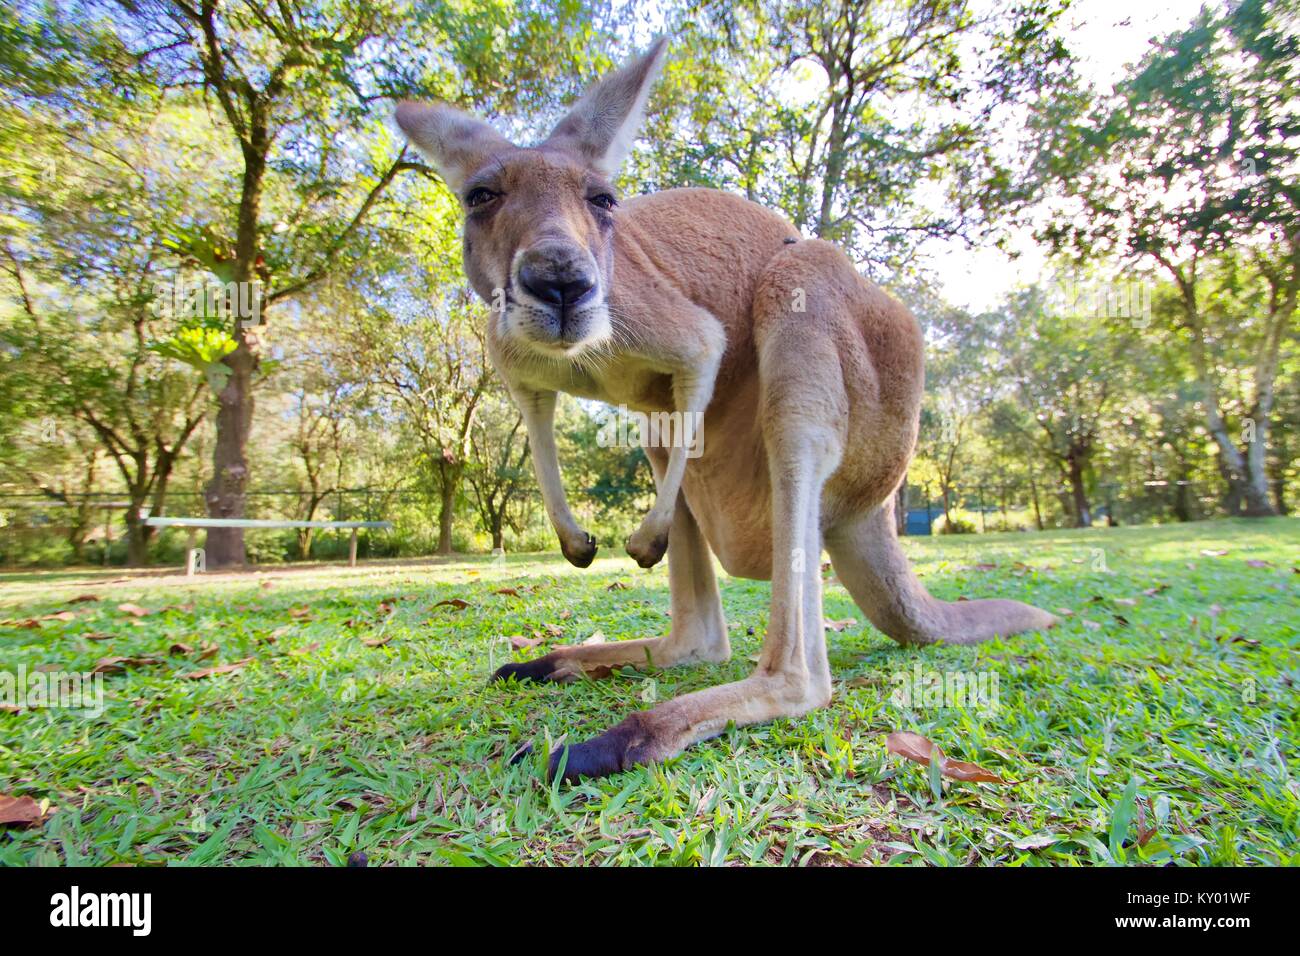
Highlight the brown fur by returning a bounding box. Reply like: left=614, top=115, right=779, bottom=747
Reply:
left=395, top=40, right=1056, bottom=782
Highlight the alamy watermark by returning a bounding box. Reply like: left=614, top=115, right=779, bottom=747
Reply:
left=152, top=276, right=263, bottom=328
left=2, top=664, right=105, bottom=717
left=1045, top=273, right=1152, bottom=328
left=890, top=661, right=999, bottom=713
left=597, top=404, right=704, bottom=458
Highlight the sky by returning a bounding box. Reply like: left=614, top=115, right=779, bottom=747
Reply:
left=926, top=0, right=1212, bottom=312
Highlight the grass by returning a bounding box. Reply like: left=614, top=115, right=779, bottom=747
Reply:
left=0, top=518, right=1296, bottom=866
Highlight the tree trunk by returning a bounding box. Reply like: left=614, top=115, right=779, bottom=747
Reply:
left=1028, top=472, right=1044, bottom=531
left=491, top=524, right=504, bottom=551
left=124, top=501, right=150, bottom=567
left=436, top=464, right=457, bottom=555
left=1173, top=478, right=1192, bottom=523
left=204, top=344, right=256, bottom=567
left=1067, top=452, right=1092, bottom=528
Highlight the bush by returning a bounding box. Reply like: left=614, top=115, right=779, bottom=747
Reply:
left=937, top=515, right=977, bottom=535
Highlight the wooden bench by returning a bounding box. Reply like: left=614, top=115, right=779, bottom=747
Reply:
left=144, top=517, right=394, bottom=574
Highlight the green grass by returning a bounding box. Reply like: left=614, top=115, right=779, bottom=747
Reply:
left=1, top=518, right=1296, bottom=866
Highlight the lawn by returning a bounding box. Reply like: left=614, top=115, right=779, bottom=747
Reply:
left=1, top=519, right=1296, bottom=866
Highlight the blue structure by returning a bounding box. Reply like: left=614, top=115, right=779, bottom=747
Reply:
left=904, top=507, right=933, bottom=536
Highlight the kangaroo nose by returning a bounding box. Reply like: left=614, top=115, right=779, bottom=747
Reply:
left=518, top=263, right=596, bottom=308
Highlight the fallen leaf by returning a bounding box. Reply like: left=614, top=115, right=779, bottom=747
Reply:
left=363, top=636, right=392, bottom=648
left=494, top=587, right=522, bottom=597
left=68, top=594, right=99, bottom=604
left=1114, top=598, right=1138, bottom=607
left=117, top=603, right=152, bottom=617
left=1055, top=608, right=1074, bottom=617
left=1245, top=559, right=1273, bottom=569
left=1082, top=619, right=1102, bottom=630
left=83, top=632, right=111, bottom=642
left=195, top=643, right=219, bottom=662
left=0, top=794, right=44, bottom=827
left=605, top=581, right=630, bottom=591
left=885, top=731, right=1007, bottom=784
left=41, top=611, right=77, bottom=622
left=1135, top=798, right=1158, bottom=847
left=167, top=643, right=194, bottom=656
left=92, top=656, right=162, bottom=675
left=583, top=630, right=607, bottom=645
left=433, top=598, right=470, bottom=611
left=182, top=658, right=253, bottom=680
left=543, top=623, right=564, bottom=638
left=290, top=642, right=322, bottom=655
left=1200, top=548, right=1228, bottom=557
left=1143, top=584, right=1170, bottom=597
left=508, top=635, right=543, bottom=650
left=1, top=704, right=21, bottom=715
left=824, top=618, right=857, bottom=632
left=288, top=606, right=312, bottom=620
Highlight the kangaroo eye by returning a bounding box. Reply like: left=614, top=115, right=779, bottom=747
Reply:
left=588, top=193, right=617, bottom=211
left=465, top=187, right=499, bottom=208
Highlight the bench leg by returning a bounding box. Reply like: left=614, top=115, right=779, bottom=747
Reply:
left=349, top=529, right=358, bottom=567
left=186, top=529, right=198, bottom=576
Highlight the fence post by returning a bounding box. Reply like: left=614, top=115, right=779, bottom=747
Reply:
left=349, top=528, right=358, bottom=567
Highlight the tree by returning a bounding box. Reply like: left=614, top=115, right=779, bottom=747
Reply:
left=465, top=391, right=532, bottom=551
left=652, top=0, right=1073, bottom=273
left=995, top=288, right=1137, bottom=528
left=49, top=0, right=607, bottom=566
left=1025, top=0, right=1299, bottom=516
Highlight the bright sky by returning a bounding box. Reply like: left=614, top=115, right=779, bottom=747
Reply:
left=927, top=0, right=1210, bottom=312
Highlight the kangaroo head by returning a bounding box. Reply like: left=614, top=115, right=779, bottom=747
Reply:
left=395, top=39, right=667, bottom=358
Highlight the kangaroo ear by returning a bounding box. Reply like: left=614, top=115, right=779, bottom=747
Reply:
left=543, top=37, right=667, bottom=177
left=394, top=102, right=513, bottom=193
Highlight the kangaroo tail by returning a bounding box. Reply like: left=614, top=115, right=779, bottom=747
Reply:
left=825, top=504, right=1057, bottom=646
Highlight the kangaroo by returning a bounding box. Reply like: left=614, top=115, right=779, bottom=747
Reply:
left=395, top=38, right=1056, bottom=782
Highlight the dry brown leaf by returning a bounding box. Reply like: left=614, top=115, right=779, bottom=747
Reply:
left=363, top=636, right=392, bottom=648
left=543, top=623, right=564, bottom=638
left=508, top=635, right=543, bottom=650
left=195, top=643, right=219, bottom=662
left=68, top=594, right=99, bottom=604
left=0, top=794, right=44, bottom=827
left=92, top=656, right=162, bottom=675
left=182, top=658, right=253, bottom=680
left=288, top=606, right=312, bottom=620
left=117, top=603, right=151, bottom=617
left=1055, top=608, right=1074, bottom=617
left=1114, top=598, right=1138, bottom=607
left=605, top=581, right=630, bottom=591
left=433, top=598, right=470, bottom=611
left=1143, top=584, right=1170, bottom=597
left=41, top=611, right=77, bottom=622
left=167, top=643, right=194, bottom=656
left=83, top=632, right=111, bottom=642
left=290, top=642, right=322, bottom=655
left=885, top=731, right=1007, bottom=784
left=494, top=587, right=522, bottom=597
